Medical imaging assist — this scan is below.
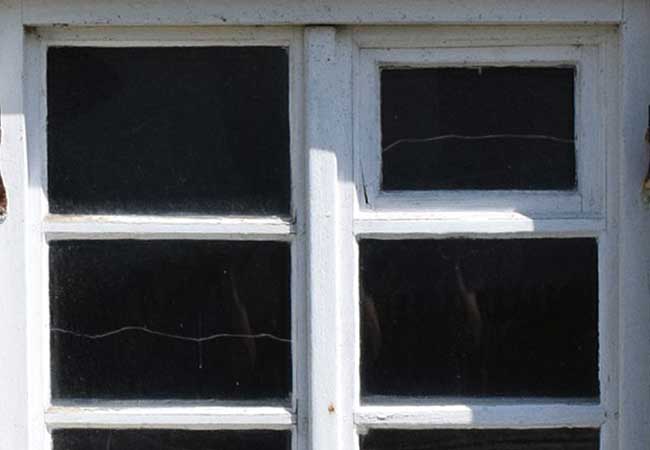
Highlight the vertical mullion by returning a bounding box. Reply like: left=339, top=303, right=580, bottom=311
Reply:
left=304, top=26, right=355, bottom=450
left=599, top=30, right=620, bottom=450
left=289, top=27, right=308, bottom=450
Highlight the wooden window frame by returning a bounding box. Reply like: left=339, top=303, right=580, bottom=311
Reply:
left=354, top=29, right=610, bottom=215
left=349, top=25, right=619, bottom=450
left=24, top=25, right=307, bottom=450
left=0, top=2, right=649, bottom=450
left=20, top=23, right=623, bottom=450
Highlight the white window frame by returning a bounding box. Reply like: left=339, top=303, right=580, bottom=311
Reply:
left=355, top=36, right=606, bottom=216
left=0, top=2, right=648, bottom=450
left=21, top=23, right=624, bottom=450
left=348, top=25, right=620, bottom=450
left=24, top=25, right=308, bottom=450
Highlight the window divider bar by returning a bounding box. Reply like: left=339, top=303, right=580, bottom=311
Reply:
left=354, top=216, right=605, bottom=238
left=43, top=215, right=294, bottom=241
left=355, top=403, right=605, bottom=430
left=45, top=405, right=294, bottom=431
left=304, top=26, right=356, bottom=450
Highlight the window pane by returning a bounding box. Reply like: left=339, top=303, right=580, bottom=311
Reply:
left=50, top=240, right=291, bottom=400
left=53, top=430, right=290, bottom=450
left=360, top=238, right=598, bottom=398
left=47, top=46, right=290, bottom=215
left=360, top=429, right=599, bottom=450
left=381, top=67, right=575, bottom=190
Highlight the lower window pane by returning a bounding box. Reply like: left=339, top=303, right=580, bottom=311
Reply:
left=360, top=238, right=598, bottom=398
left=360, top=429, right=599, bottom=450
left=52, top=430, right=290, bottom=450
left=50, top=240, right=291, bottom=400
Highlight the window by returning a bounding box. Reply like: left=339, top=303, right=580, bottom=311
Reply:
left=355, top=38, right=605, bottom=214
left=349, top=26, right=617, bottom=450
left=28, top=26, right=304, bottom=450
left=19, top=23, right=621, bottom=450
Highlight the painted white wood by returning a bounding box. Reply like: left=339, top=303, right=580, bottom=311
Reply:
left=43, top=216, right=294, bottom=241
left=619, top=1, right=650, bottom=449
left=24, top=29, right=51, bottom=450
left=0, top=3, right=29, bottom=450
left=596, top=27, right=621, bottom=450
left=354, top=34, right=610, bottom=216
left=355, top=403, right=605, bottom=430
left=287, top=28, right=309, bottom=450
left=352, top=25, right=617, bottom=48
left=332, top=29, right=359, bottom=450
left=45, top=406, right=294, bottom=430
left=35, top=26, right=299, bottom=45
left=21, top=0, right=623, bottom=26
left=305, top=27, right=353, bottom=449
left=354, top=216, right=605, bottom=237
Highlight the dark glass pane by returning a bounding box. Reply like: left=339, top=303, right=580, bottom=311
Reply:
left=50, top=240, right=291, bottom=400
left=361, top=429, right=599, bottom=450
left=381, top=67, right=575, bottom=190
left=47, top=46, right=290, bottom=215
left=360, top=238, right=598, bottom=398
left=53, top=430, right=290, bottom=450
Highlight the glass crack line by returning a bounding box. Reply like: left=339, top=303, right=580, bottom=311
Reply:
left=51, top=326, right=291, bottom=343
left=382, top=134, right=576, bottom=153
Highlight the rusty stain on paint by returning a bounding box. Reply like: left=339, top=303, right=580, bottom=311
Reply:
left=641, top=112, right=650, bottom=204
left=0, top=120, right=6, bottom=219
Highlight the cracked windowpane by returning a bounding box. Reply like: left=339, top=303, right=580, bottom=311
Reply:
left=381, top=67, right=576, bottom=190
left=52, top=430, right=290, bottom=450
left=47, top=46, right=290, bottom=215
left=360, top=238, right=598, bottom=398
left=50, top=240, right=291, bottom=400
left=360, top=429, right=599, bottom=450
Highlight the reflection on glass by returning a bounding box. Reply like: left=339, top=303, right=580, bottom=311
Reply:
left=53, top=430, right=290, bottom=450
left=47, top=46, right=290, bottom=215
left=360, top=238, right=598, bottom=398
left=361, top=429, right=599, bottom=450
left=50, top=240, right=291, bottom=400
left=381, top=67, right=576, bottom=190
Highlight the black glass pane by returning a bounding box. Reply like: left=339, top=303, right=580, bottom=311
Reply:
left=48, top=46, right=290, bottom=215
left=361, top=429, right=599, bottom=450
left=50, top=240, right=291, bottom=400
left=360, top=238, right=598, bottom=398
left=381, top=67, right=575, bottom=190
left=53, top=430, right=290, bottom=450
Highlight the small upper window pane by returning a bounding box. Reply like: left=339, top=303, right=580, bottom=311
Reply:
left=381, top=67, right=575, bottom=191
left=47, top=46, right=290, bottom=215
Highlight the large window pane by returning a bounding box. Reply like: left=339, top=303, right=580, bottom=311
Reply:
left=361, top=429, right=599, bottom=450
left=50, top=240, right=291, bottom=400
left=53, top=430, right=290, bottom=450
left=48, top=46, right=290, bottom=215
left=360, top=238, right=598, bottom=398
